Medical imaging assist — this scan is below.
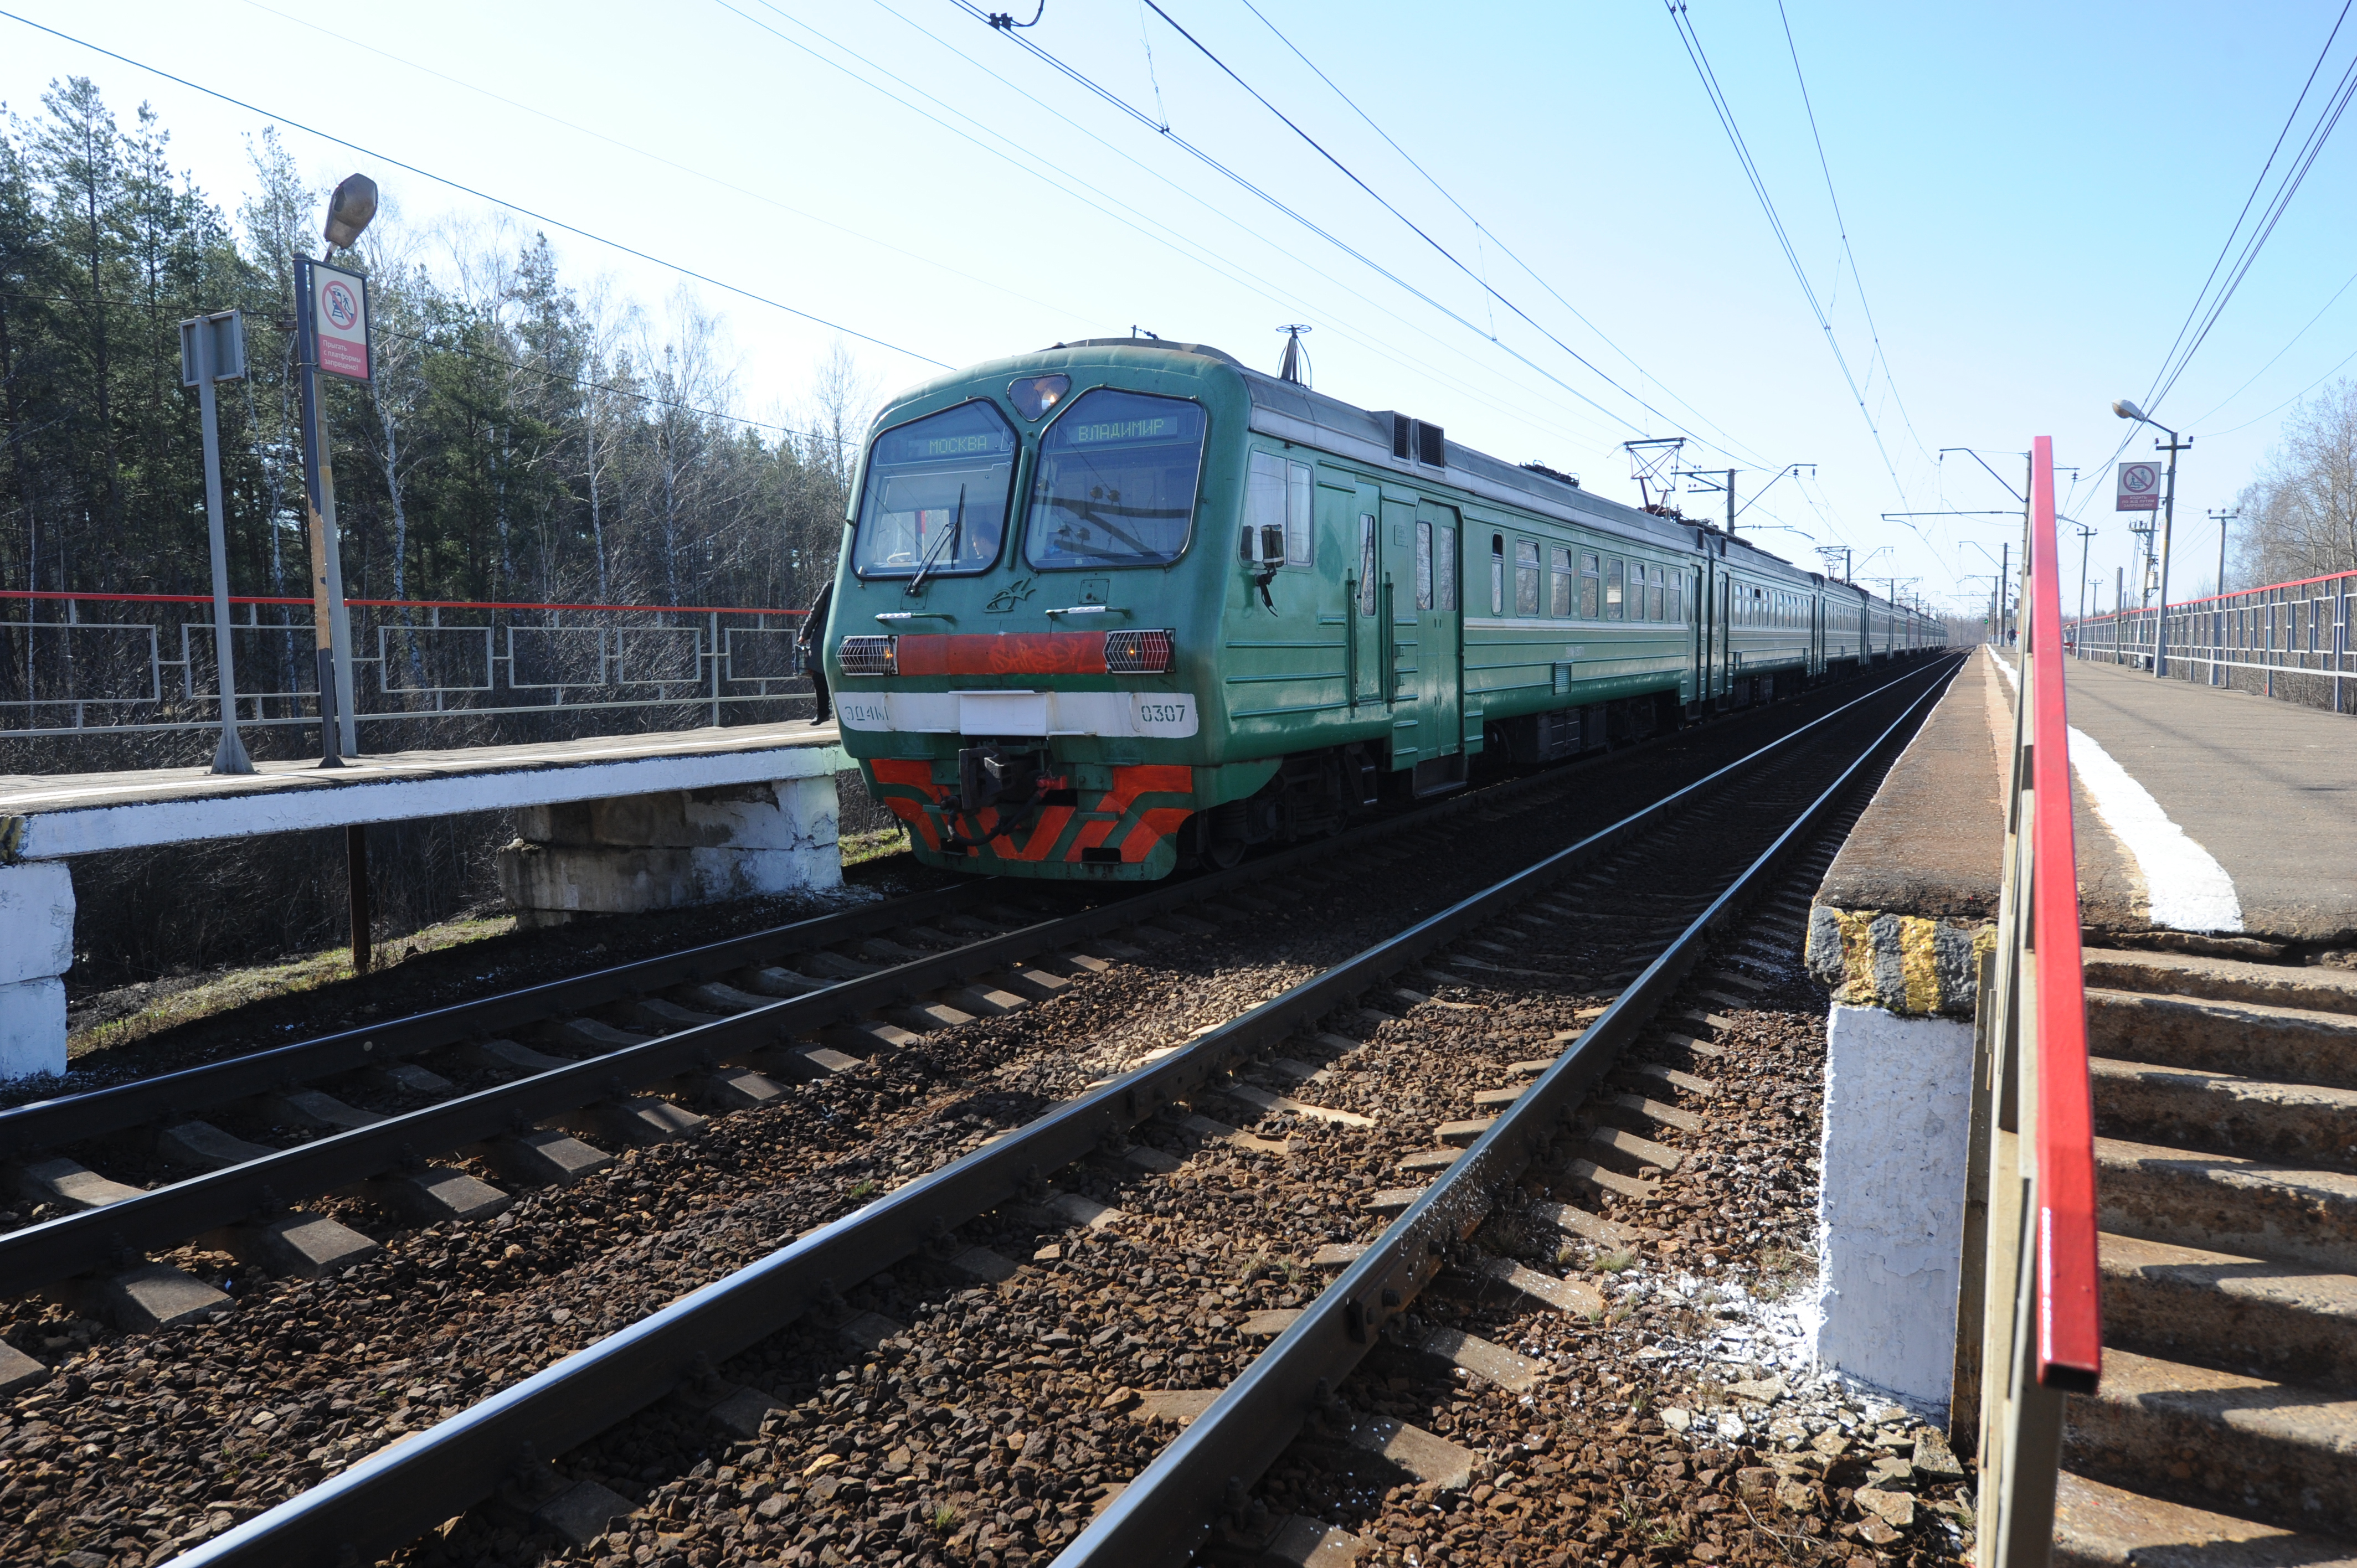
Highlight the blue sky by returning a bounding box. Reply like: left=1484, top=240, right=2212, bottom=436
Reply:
left=6, top=0, right=2355, bottom=618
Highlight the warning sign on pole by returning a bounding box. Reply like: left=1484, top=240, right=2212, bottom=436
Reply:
left=2115, top=461, right=2161, bottom=512
left=305, top=259, right=372, bottom=382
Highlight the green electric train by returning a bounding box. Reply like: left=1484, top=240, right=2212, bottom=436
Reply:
left=823, top=338, right=1941, bottom=880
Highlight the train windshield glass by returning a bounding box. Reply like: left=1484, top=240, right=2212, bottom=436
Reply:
left=1025, top=389, right=1205, bottom=569
left=852, top=400, right=1016, bottom=577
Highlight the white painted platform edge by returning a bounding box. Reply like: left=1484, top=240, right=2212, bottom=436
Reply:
left=8, top=741, right=850, bottom=860
left=1990, top=652, right=2242, bottom=932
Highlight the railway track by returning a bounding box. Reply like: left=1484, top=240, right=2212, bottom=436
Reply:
left=116, top=653, right=1963, bottom=1568
left=0, top=660, right=1929, bottom=1336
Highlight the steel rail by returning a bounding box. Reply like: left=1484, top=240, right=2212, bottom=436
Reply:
left=167, top=653, right=1958, bottom=1568
left=0, top=705, right=1696, bottom=1293
left=1063, top=656, right=1958, bottom=1566
left=0, top=883, right=999, bottom=1161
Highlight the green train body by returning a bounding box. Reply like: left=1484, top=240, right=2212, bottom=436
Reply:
left=825, top=339, right=1942, bottom=880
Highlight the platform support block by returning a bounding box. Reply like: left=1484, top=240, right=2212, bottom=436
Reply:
left=0, top=860, right=74, bottom=1082
left=496, top=775, right=841, bottom=926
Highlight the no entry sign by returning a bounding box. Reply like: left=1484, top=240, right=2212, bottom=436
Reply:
left=2115, top=461, right=2161, bottom=512
left=303, top=258, right=372, bottom=381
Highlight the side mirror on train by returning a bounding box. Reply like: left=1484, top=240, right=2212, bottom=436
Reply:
left=1240, top=523, right=1286, bottom=565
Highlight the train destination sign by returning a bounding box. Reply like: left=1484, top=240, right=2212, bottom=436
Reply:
left=2115, top=460, right=2161, bottom=512
left=307, top=259, right=372, bottom=381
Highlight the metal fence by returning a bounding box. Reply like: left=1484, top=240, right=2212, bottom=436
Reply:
left=1961, top=436, right=2101, bottom=1568
left=2070, top=568, right=2354, bottom=713
left=0, top=590, right=814, bottom=741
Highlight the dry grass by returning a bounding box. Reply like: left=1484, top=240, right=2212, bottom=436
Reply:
left=65, top=911, right=516, bottom=1060
left=838, top=824, right=910, bottom=867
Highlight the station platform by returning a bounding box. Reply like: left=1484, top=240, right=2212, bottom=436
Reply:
left=0, top=720, right=847, bottom=860
left=0, top=721, right=850, bottom=1080
left=2036, top=652, right=2357, bottom=946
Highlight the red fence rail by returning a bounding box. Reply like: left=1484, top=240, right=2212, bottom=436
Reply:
left=1969, top=435, right=2101, bottom=1567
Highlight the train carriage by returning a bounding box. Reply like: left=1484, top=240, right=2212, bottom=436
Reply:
left=826, top=339, right=1937, bottom=880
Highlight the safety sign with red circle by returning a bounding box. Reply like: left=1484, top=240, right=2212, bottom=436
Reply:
left=2114, top=461, right=2160, bottom=512
left=307, top=260, right=372, bottom=382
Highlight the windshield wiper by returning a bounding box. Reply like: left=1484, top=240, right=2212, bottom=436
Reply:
left=906, top=485, right=964, bottom=597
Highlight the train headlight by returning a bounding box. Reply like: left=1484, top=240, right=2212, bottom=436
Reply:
left=1007, top=374, right=1071, bottom=421
left=1104, top=629, right=1174, bottom=674
left=838, top=635, right=898, bottom=676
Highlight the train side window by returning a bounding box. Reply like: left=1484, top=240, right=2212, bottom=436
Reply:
left=1580, top=553, right=1600, bottom=618
left=1414, top=520, right=1434, bottom=610
left=1549, top=546, right=1573, bottom=617
left=1360, top=515, right=1379, bottom=617
left=1515, top=539, right=1541, bottom=616
left=1606, top=558, right=1624, bottom=620
left=1665, top=570, right=1682, bottom=624
left=1648, top=565, right=1664, bottom=621
left=1244, top=453, right=1315, bottom=568
left=1437, top=526, right=1457, bottom=610
left=1490, top=534, right=1505, bottom=615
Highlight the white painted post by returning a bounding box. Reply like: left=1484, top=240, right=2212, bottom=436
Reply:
left=0, top=861, right=75, bottom=1081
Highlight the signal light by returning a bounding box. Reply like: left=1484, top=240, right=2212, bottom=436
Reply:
left=1104, top=629, right=1174, bottom=674
left=1008, top=374, right=1071, bottom=421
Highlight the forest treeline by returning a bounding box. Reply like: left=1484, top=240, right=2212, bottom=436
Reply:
left=1, top=79, right=861, bottom=699
left=0, top=79, right=878, bottom=987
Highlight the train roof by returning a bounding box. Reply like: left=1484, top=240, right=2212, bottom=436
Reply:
left=896, top=338, right=1924, bottom=620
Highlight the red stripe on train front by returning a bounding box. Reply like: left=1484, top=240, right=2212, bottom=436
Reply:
left=893, top=632, right=1108, bottom=677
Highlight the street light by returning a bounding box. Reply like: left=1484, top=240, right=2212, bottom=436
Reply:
left=2113, top=398, right=2190, bottom=678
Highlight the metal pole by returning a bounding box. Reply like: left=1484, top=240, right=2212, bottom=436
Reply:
left=2209, top=507, right=2235, bottom=687
left=184, top=314, right=255, bottom=775
left=1725, top=469, right=1735, bottom=537
left=2075, top=525, right=2093, bottom=658
left=296, top=257, right=361, bottom=764
left=2153, top=431, right=2187, bottom=679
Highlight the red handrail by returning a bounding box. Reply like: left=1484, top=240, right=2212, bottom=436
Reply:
left=0, top=588, right=804, bottom=617
left=2026, top=436, right=2102, bottom=1391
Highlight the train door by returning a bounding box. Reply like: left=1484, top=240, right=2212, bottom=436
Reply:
left=1413, top=499, right=1464, bottom=771
left=1379, top=494, right=1425, bottom=770
left=1347, top=486, right=1385, bottom=710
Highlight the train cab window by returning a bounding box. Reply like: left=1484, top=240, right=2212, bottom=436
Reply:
left=1580, top=553, right=1600, bottom=618
left=1243, top=451, right=1314, bottom=567
left=1361, top=515, right=1380, bottom=617
left=1490, top=534, right=1505, bottom=615
left=1648, top=565, right=1664, bottom=621
left=1515, top=539, right=1541, bottom=616
left=1605, top=558, right=1624, bottom=620
left=1025, top=388, right=1206, bottom=569
left=1436, top=525, right=1458, bottom=611
left=1665, top=570, right=1683, bottom=624
left=1549, top=546, right=1573, bottom=617
left=852, top=399, right=1017, bottom=578
left=1414, top=520, right=1434, bottom=610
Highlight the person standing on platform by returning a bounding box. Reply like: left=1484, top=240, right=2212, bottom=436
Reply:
left=800, top=578, right=834, bottom=726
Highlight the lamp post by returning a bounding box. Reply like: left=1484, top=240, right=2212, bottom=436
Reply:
left=2206, top=507, right=2237, bottom=687
left=2112, top=398, right=2190, bottom=678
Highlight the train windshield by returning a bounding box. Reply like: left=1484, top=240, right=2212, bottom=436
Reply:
left=852, top=400, right=1017, bottom=577
left=1024, top=389, right=1205, bottom=569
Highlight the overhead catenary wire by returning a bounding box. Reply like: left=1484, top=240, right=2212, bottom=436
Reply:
left=952, top=0, right=1761, bottom=468
left=1662, top=0, right=1911, bottom=505
left=1224, top=0, right=1774, bottom=469
left=737, top=0, right=1644, bottom=455
left=1771, top=0, right=1930, bottom=468
left=0, top=8, right=953, bottom=370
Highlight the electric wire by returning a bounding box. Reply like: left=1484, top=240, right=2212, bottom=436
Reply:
left=1662, top=0, right=1911, bottom=503
left=731, top=0, right=1638, bottom=456
left=2186, top=257, right=2357, bottom=431
left=2139, top=0, right=2355, bottom=418
left=0, top=7, right=953, bottom=370
left=954, top=0, right=1758, bottom=466
left=1130, top=0, right=1765, bottom=463
left=228, top=0, right=1076, bottom=325
left=1772, top=0, right=1930, bottom=467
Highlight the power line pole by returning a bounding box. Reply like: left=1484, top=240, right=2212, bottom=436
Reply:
left=2207, top=506, right=2238, bottom=687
